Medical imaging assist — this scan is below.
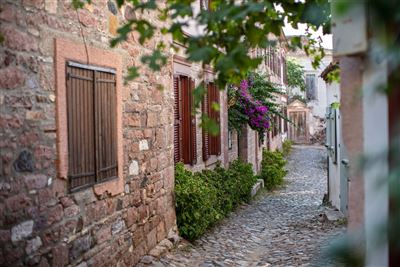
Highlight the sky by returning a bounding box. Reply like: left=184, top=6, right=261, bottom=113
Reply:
left=283, top=23, right=333, bottom=50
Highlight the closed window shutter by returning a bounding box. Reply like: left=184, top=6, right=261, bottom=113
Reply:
left=173, top=75, right=182, bottom=164
left=67, top=66, right=96, bottom=191
left=208, top=83, right=221, bottom=155
left=202, top=83, right=210, bottom=161
left=190, top=78, right=197, bottom=164
left=66, top=63, right=118, bottom=192
left=95, top=71, right=118, bottom=182
left=179, top=76, right=196, bottom=165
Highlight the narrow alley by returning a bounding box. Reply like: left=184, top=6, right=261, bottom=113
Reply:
left=143, top=146, right=345, bottom=267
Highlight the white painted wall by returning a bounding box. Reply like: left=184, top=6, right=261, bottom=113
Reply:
left=287, top=50, right=332, bottom=118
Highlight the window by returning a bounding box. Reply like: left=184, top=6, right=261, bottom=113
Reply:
left=306, top=74, right=317, bottom=100
left=174, top=75, right=197, bottom=165
left=202, top=82, right=221, bottom=160
left=66, top=62, right=118, bottom=192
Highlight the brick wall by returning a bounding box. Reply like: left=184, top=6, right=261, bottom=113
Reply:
left=0, top=1, right=176, bottom=266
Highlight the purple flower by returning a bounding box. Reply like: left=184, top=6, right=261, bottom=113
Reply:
left=240, top=80, right=249, bottom=91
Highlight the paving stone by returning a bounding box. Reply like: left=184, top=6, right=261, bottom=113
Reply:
left=149, top=146, right=345, bottom=267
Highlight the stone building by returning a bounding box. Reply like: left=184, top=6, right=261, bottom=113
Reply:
left=0, top=1, right=289, bottom=266
left=286, top=41, right=332, bottom=144
left=0, top=1, right=177, bottom=266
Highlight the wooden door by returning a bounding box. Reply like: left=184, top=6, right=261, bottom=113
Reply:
left=288, top=111, right=308, bottom=144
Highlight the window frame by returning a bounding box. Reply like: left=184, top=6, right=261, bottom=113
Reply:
left=55, top=38, right=124, bottom=196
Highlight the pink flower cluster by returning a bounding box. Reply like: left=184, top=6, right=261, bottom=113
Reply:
left=238, top=79, right=270, bottom=130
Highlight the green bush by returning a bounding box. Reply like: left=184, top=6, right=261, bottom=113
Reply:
left=282, top=139, right=293, bottom=157
left=260, top=150, right=288, bottom=190
left=175, top=163, right=221, bottom=241
left=175, top=160, right=257, bottom=241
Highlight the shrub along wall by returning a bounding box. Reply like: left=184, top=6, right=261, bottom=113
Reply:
left=259, top=150, right=288, bottom=190
left=175, top=160, right=257, bottom=241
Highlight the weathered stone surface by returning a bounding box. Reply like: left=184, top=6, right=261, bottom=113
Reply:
left=139, top=140, right=149, bottom=151
left=0, top=1, right=176, bottom=266
left=13, top=150, right=34, bottom=172
left=24, top=174, right=47, bottom=190
left=11, top=220, right=34, bottom=242
left=70, top=234, right=92, bottom=261
left=52, top=243, right=69, bottom=267
left=0, top=66, right=26, bottom=89
left=1, top=25, right=38, bottom=51
left=129, top=160, right=139, bottom=176
left=111, top=218, right=126, bottom=235
left=25, top=236, right=42, bottom=254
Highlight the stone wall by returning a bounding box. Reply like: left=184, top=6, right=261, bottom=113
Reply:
left=0, top=1, right=176, bottom=266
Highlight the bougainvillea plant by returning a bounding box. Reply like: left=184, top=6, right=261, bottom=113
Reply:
left=228, top=72, right=282, bottom=140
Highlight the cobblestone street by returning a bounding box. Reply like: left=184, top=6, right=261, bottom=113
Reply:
left=141, top=146, right=345, bottom=267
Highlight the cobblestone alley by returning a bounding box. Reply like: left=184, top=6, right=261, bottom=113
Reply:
left=140, top=146, right=345, bottom=267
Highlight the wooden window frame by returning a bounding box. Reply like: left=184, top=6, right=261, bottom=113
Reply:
left=55, top=38, right=123, bottom=196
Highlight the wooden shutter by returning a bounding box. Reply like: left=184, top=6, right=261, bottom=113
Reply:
left=180, top=76, right=197, bottom=165
left=284, top=108, right=288, bottom=132
left=95, top=71, right=118, bottom=182
left=67, top=66, right=96, bottom=191
left=202, top=83, right=210, bottom=161
left=67, top=62, right=118, bottom=192
left=189, top=78, right=197, bottom=164
left=208, top=83, right=221, bottom=155
left=173, top=75, right=182, bottom=164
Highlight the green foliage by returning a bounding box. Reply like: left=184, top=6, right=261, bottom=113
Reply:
left=326, top=67, right=340, bottom=84
left=174, top=163, right=220, bottom=241
left=228, top=72, right=282, bottom=137
left=287, top=58, right=306, bottom=91
left=99, top=0, right=329, bottom=92
left=259, top=150, right=287, bottom=190
left=175, top=160, right=257, bottom=241
left=331, top=102, right=340, bottom=109
left=282, top=139, right=293, bottom=157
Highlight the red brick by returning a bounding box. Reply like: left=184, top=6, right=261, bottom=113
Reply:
left=1, top=25, right=38, bottom=52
